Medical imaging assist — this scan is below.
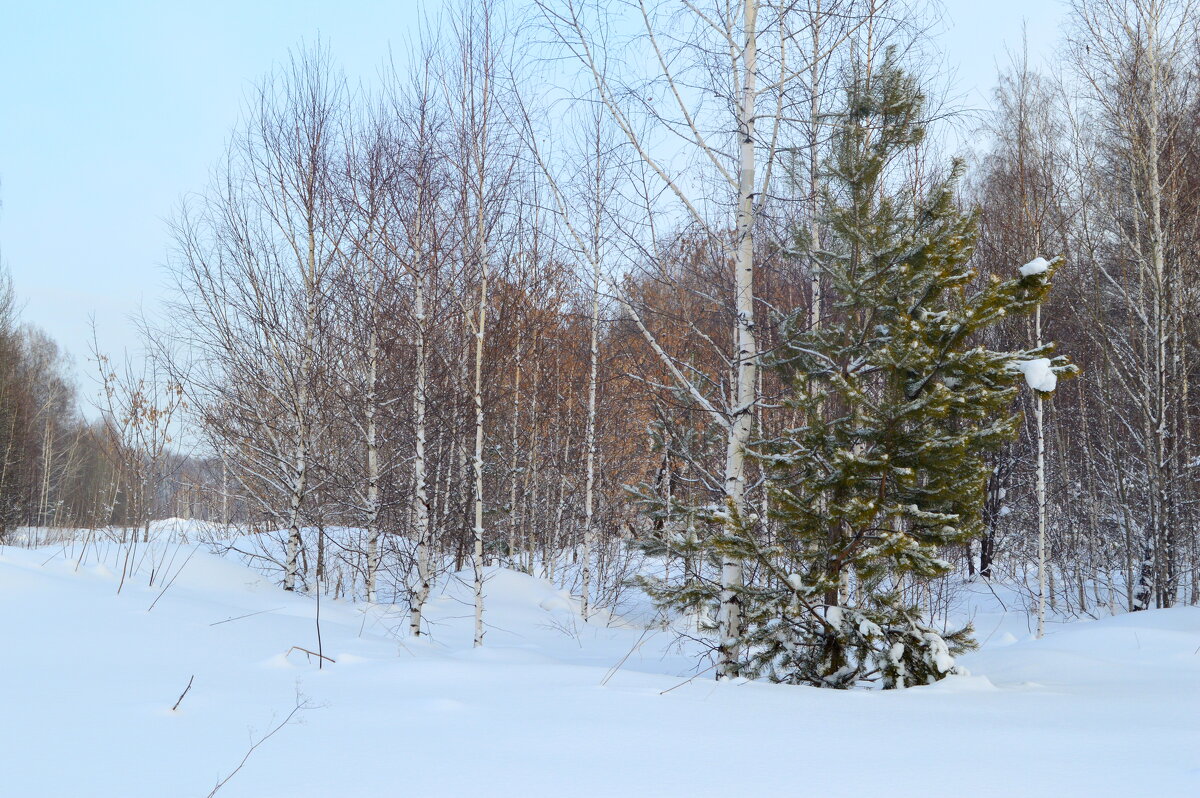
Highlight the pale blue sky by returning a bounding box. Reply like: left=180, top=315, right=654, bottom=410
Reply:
left=0, top=0, right=1065, bottom=380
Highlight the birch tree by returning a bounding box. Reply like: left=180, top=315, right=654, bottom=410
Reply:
left=973, top=43, right=1074, bottom=631
left=1067, top=0, right=1199, bottom=609
left=385, top=58, right=453, bottom=634
left=539, top=0, right=888, bottom=678
left=170, top=45, right=348, bottom=591
left=444, top=0, right=517, bottom=646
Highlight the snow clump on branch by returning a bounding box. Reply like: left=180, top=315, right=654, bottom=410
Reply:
left=1019, top=257, right=1051, bottom=277
left=1016, top=358, right=1057, bottom=393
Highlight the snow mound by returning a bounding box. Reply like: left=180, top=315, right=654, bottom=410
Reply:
left=1, top=543, right=1197, bottom=797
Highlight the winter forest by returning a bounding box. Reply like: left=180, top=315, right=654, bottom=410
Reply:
left=2, top=0, right=1199, bottom=795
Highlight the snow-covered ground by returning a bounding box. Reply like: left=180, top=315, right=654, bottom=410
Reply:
left=2, top=529, right=1198, bottom=797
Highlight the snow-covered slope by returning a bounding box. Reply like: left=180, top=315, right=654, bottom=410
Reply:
left=2, top=541, right=1197, bottom=797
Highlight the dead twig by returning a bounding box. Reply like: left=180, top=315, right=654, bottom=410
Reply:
left=601, top=624, right=657, bottom=687
left=146, top=545, right=199, bottom=612
left=210, top=607, right=283, bottom=627
left=659, top=663, right=717, bottom=695
left=205, top=696, right=308, bottom=798
left=286, top=646, right=335, bottom=665
left=171, top=675, right=194, bottom=712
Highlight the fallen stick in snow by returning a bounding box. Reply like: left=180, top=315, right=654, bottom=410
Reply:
left=286, top=646, right=336, bottom=665
left=209, top=607, right=283, bottom=627
left=659, top=664, right=716, bottom=695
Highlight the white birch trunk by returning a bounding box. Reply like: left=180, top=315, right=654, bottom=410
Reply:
left=472, top=272, right=488, bottom=648
left=580, top=152, right=603, bottom=620
left=1145, top=20, right=1173, bottom=607
left=220, top=456, right=229, bottom=527
left=508, top=343, right=522, bottom=567
left=807, top=1, right=824, bottom=335
left=410, top=268, right=432, bottom=636
left=364, top=324, right=381, bottom=604
left=284, top=209, right=319, bottom=593
left=284, top=436, right=307, bottom=592
left=1035, top=385, right=1047, bottom=636
left=283, top=333, right=312, bottom=593
left=39, top=415, right=53, bottom=526
left=716, top=0, right=759, bottom=681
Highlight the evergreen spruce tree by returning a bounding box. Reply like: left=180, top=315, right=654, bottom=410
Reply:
left=639, top=51, right=1074, bottom=688
left=745, top=51, right=1073, bottom=688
